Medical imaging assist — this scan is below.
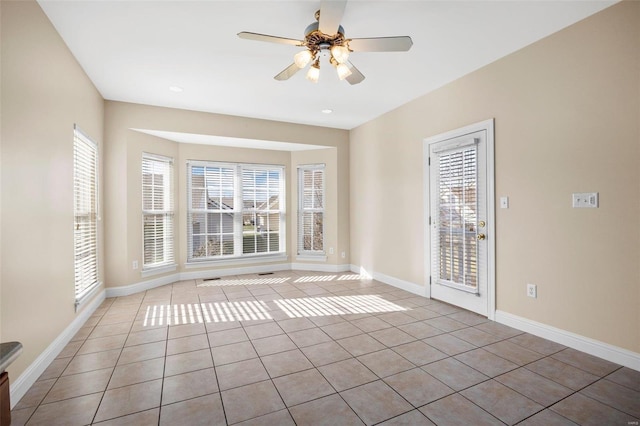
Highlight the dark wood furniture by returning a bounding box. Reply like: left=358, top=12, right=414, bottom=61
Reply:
left=0, top=342, right=23, bottom=426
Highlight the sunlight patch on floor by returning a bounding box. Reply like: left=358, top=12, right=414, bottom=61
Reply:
left=274, top=295, right=407, bottom=318
left=336, top=274, right=370, bottom=281
left=141, top=295, right=406, bottom=326
left=294, top=275, right=337, bottom=283
left=142, top=300, right=273, bottom=326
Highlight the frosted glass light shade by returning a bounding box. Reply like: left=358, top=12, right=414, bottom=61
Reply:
left=306, top=64, right=320, bottom=83
left=330, top=45, right=349, bottom=64
left=336, top=63, right=352, bottom=80
left=294, top=50, right=313, bottom=68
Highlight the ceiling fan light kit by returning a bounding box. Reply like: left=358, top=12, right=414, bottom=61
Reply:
left=294, top=50, right=313, bottom=69
left=336, top=62, right=352, bottom=80
left=238, top=0, right=412, bottom=85
left=306, top=60, right=321, bottom=83
left=330, top=45, right=350, bottom=64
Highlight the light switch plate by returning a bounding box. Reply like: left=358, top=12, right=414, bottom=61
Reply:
left=500, top=196, right=509, bottom=209
left=572, top=192, right=598, bottom=208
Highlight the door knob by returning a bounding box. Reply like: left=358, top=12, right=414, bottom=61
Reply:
left=477, top=233, right=486, bottom=240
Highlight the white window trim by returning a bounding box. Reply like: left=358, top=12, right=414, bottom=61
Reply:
left=297, top=164, right=326, bottom=257
left=142, top=153, right=175, bottom=271
left=296, top=254, right=328, bottom=262
left=186, top=160, right=286, bottom=263
left=73, top=124, right=101, bottom=310
left=141, top=262, right=178, bottom=278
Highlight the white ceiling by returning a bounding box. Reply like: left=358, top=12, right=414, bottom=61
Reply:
left=38, top=0, right=615, bottom=131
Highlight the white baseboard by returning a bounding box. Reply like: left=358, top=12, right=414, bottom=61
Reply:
left=105, top=263, right=353, bottom=297
left=291, top=263, right=351, bottom=273
left=10, top=289, right=106, bottom=408
left=105, top=273, right=180, bottom=298
left=348, top=267, right=639, bottom=371
left=181, top=263, right=291, bottom=281
left=371, top=271, right=428, bottom=297
left=495, top=310, right=640, bottom=372
left=348, top=264, right=427, bottom=297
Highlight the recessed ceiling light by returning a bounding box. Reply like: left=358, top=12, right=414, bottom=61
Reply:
left=321, top=109, right=333, bottom=114
left=169, top=86, right=183, bottom=93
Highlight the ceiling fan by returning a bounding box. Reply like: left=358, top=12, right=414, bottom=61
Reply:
left=238, top=0, right=413, bottom=85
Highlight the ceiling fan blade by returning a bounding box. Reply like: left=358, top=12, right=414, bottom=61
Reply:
left=274, top=63, right=301, bottom=81
left=238, top=32, right=303, bottom=46
left=345, top=61, right=365, bottom=85
left=319, top=0, right=347, bottom=35
left=348, top=36, right=413, bottom=52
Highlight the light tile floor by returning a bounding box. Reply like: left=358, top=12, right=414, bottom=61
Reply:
left=11, top=271, right=640, bottom=425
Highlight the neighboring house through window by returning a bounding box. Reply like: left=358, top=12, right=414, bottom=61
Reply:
left=142, top=153, right=174, bottom=270
left=298, top=164, right=325, bottom=255
left=73, top=125, right=99, bottom=307
left=187, top=161, right=285, bottom=262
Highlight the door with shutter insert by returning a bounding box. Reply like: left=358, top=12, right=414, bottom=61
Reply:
left=425, top=120, right=494, bottom=317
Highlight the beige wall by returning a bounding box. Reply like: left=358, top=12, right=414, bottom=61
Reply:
left=104, top=102, right=350, bottom=288
left=350, top=1, right=639, bottom=352
left=0, top=0, right=105, bottom=378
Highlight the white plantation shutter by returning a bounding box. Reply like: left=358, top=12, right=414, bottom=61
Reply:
left=187, top=161, right=285, bottom=262
left=298, top=165, right=325, bottom=254
left=432, top=139, right=479, bottom=291
left=142, top=154, right=174, bottom=268
left=242, top=167, right=283, bottom=255
left=73, top=126, right=99, bottom=305
left=187, top=162, right=237, bottom=261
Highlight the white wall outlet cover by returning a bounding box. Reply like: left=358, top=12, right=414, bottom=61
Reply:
left=500, top=196, right=509, bottom=209
left=572, top=192, right=598, bottom=208
left=527, top=283, right=537, bottom=298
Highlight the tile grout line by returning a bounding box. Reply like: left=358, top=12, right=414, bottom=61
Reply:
left=14, top=272, right=635, bottom=426
left=199, top=289, right=229, bottom=426
left=91, top=294, right=145, bottom=425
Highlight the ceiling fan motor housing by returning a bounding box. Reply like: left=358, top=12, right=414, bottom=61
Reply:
left=237, top=1, right=413, bottom=84
left=304, top=21, right=348, bottom=54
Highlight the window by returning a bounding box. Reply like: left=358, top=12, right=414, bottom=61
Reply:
left=435, top=145, right=478, bottom=289
left=73, top=125, right=99, bottom=306
left=298, top=165, right=325, bottom=254
left=142, top=153, right=174, bottom=269
left=187, top=161, right=285, bottom=262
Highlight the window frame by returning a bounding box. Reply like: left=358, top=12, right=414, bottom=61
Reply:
left=73, top=125, right=100, bottom=309
left=297, top=164, right=326, bottom=256
left=142, top=153, right=175, bottom=272
left=186, top=160, right=286, bottom=263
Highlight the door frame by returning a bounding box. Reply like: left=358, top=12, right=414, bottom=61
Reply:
left=423, top=119, right=496, bottom=320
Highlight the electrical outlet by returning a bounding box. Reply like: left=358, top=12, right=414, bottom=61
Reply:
left=132, top=260, right=138, bottom=270
left=341, top=251, right=346, bottom=259
left=329, top=247, right=334, bottom=255
left=527, top=283, right=537, bottom=298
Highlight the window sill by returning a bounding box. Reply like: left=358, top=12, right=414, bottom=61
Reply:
left=75, top=281, right=102, bottom=312
left=296, top=255, right=328, bottom=262
left=185, top=253, right=288, bottom=269
left=141, top=263, right=178, bottom=278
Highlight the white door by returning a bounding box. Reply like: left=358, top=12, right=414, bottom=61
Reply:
left=425, top=120, right=494, bottom=317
